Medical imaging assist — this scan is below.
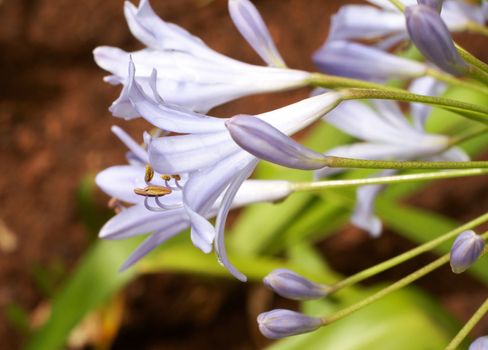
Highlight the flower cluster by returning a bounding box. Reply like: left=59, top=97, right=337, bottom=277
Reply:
left=94, top=0, right=488, bottom=344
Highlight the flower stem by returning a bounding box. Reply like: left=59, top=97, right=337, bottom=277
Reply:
left=321, top=254, right=450, bottom=325
left=466, top=21, right=488, bottom=37
left=387, top=0, right=405, bottom=11
left=326, top=212, right=488, bottom=294
left=292, top=169, right=488, bottom=192
left=325, top=156, right=488, bottom=170
left=444, top=297, right=488, bottom=350
left=341, top=88, right=488, bottom=124
left=448, top=127, right=488, bottom=147
left=321, top=231, right=488, bottom=327
left=308, top=73, right=404, bottom=92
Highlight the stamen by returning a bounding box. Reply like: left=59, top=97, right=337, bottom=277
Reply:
left=134, top=185, right=172, bottom=197
left=145, top=165, right=155, bottom=183
left=161, top=174, right=172, bottom=181
left=143, top=197, right=166, bottom=212
left=155, top=196, right=184, bottom=210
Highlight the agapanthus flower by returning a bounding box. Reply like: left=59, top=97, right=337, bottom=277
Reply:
left=327, top=0, right=484, bottom=49
left=97, top=126, right=293, bottom=277
left=93, top=0, right=309, bottom=113
left=108, top=60, right=342, bottom=280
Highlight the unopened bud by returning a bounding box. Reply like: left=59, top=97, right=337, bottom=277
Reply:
left=257, top=309, right=322, bottom=339
left=450, top=230, right=485, bottom=274
left=226, top=115, right=328, bottom=170
left=470, top=336, right=488, bottom=350
left=405, top=5, right=467, bottom=75
left=263, top=269, right=329, bottom=300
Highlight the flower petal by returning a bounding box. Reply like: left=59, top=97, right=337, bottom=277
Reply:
left=214, top=159, right=258, bottom=281
left=119, top=224, right=188, bottom=271
left=408, top=76, right=446, bottom=130
left=148, top=132, right=240, bottom=174
left=99, top=205, right=187, bottom=240
left=228, top=0, right=286, bottom=67
left=95, top=165, right=144, bottom=204
left=111, top=125, right=149, bottom=164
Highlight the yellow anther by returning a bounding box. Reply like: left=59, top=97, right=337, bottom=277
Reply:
left=145, top=165, right=154, bottom=183
left=134, top=185, right=172, bottom=197
left=161, top=174, right=171, bottom=181
left=171, top=174, right=181, bottom=181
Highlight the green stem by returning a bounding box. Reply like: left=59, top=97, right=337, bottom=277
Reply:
left=341, top=88, right=488, bottom=124
left=327, top=212, right=488, bottom=294
left=321, top=231, right=488, bottom=327
left=387, top=0, right=405, bottom=11
left=444, top=298, right=488, bottom=350
left=308, top=73, right=404, bottom=92
left=325, top=156, right=488, bottom=170
left=426, top=68, right=488, bottom=96
left=292, top=169, right=488, bottom=192
left=457, top=45, right=488, bottom=76
left=466, top=21, right=488, bottom=37
left=322, top=254, right=450, bottom=325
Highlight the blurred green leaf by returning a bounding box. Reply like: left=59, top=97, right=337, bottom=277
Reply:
left=5, top=303, right=30, bottom=336
left=268, top=287, right=462, bottom=350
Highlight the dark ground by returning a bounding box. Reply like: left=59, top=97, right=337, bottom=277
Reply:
left=0, top=0, right=487, bottom=349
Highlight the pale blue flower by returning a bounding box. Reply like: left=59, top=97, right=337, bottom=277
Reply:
left=470, top=336, right=488, bottom=350
left=450, top=230, right=485, bottom=274
left=263, top=269, right=329, bottom=300
left=107, top=61, right=342, bottom=280
left=97, top=126, right=293, bottom=277
left=94, top=0, right=308, bottom=113
left=257, top=309, right=322, bottom=339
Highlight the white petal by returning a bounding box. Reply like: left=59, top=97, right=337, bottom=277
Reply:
left=184, top=205, right=216, bottom=254
left=441, top=2, right=485, bottom=31
left=228, top=0, right=286, bottom=67
left=119, top=225, right=188, bottom=271
left=99, top=205, right=188, bottom=240
left=232, top=180, right=292, bottom=207
left=149, top=132, right=240, bottom=174
left=214, top=159, right=259, bottom=281
left=408, top=76, right=445, bottom=131
left=111, top=125, right=149, bottom=164
left=427, top=146, right=470, bottom=162
left=259, top=91, right=343, bottom=135
left=96, top=165, right=144, bottom=204
left=329, top=5, right=405, bottom=41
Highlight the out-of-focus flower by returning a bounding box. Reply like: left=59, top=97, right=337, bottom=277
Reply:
left=327, top=0, right=484, bottom=49
left=106, top=61, right=342, bottom=280
left=418, top=0, right=443, bottom=13
left=450, top=230, right=485, bottom=274
left=313, top=40, right=427, bottom=81
left=257, top=309, right=322, bottom=339
left=313, top=78, right=468, bottom=236
left=405, top=4, right=467, bottom=75
left=470, top=336, right=488, bottom=350
left=94, top=0, right=308, bottom=113
left=263, top=269, right=329, bottom=300
left=97, top=126, right=293, bottom=278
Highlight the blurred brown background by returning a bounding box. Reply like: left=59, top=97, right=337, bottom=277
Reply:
left=1, top=0, right=487, bottom=349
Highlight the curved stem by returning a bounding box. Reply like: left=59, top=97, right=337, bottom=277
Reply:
left=326, top=213, right=488, bottom=294
left=292, top=169, right=488, bottom=192
left=325, top=156, right=488, bottom=170
left=444, top=298, right=488, bottom=350
left=448, top=127, right=488, bottom=147
left=341, top=88, right=488, bottom=124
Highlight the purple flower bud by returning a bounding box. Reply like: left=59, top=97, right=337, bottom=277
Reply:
left=417, top=0, right=443, bottom=13
left=470, top=336, right=488, bottom=350
left=257, top=309, right=322, bottom=339
left=450, top=230, right=485, bottom=274
left=263, top=269, right=329, bottom=300
left=405, top=5, right=467, bottom=75
left=226, top=115, right=328, bottom=170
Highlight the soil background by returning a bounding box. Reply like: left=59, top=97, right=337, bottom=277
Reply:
left=0, top=0, right=487, bottom=349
